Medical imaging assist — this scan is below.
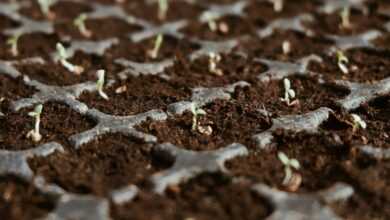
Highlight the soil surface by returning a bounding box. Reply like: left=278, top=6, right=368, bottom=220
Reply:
left=0, top=0, right=390, bottom=219
left=112, top=174, right=272, bottom=220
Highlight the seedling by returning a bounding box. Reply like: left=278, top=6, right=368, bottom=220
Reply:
left=208, top=52, right=223, bottom=76
left=0, top=97, right=4, bottom=117
left=270, top=0, right=284, bottom=12
left=190, top=103, right=207, bottom=131
left=73, top=13, right=92, bottom=38
left=340, top=6, right=351, bottom=29
left=96, top=69, right=109, bottom=100
left=148, top=34, right=164, bottom=59
left=37, top=0, right=56, bottom=19
left=158, top=0, right=169, bottom=20
left=203, top=12, right=218, bottom=32
left=26, top=104, right=43, bottom=143
left=282, top=40, right=291, bottom=55
left=350, top=113, right=367, bottom=132
left=277, top=151, right=300, bottom=186
left=6, top=33, right=21, bottom=57
left=280, top=78, right=299, bottom=106
left=56, top=42, right=84, bottom=75
left=336, top=50, right=349, bottom=74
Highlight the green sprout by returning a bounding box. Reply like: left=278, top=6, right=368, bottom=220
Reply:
left=190, top=103, right=207, bottom=131
left=340, top=6, right=351, bottom=29
left=6, top=33, right=21, bottom=57
left=277, top=152, right=300, bottom=186
left=350, top=113, right=367, bottom=132
left=280, top=78, right=298, bottom=106
left=56, top=43, right=84, bottom=74
left=208, top=52, right=223, bottom=76
left=148, top=34, right=164, bottom=59
left=96, top=69, right=109, bottom=100
left=203, top=12, right=218, bottom=32
left=27, top=104, right=43, bottom=142
left=73, top=13, right=92, bottom=38
left=336, top=50, right=349, bottom=74
left=158, top=0, right=169, bottom=20
left=37, top=0, right=56, bottom=19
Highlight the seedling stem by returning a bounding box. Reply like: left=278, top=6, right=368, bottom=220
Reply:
left=277, top=151, right=300, bottom=186
left=74, top=13, right=92, bottom=38
left=27, top=104, right=43, bottom=142
left=148, top=34, right=164, bottom=59
left=158, top=0, right=169, bottom=20
left=56, top=43, right=84, bottom=75
left=190, top=103, right=207, bottom=131
left=97, top=69, right=109, bottom=100
left=7, top=33, right=21, bottom=57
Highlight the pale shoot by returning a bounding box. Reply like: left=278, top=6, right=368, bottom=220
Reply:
left=282, top=40, right=291, bottom=55
left=280, top=78, right=298, bottom=106
left=203, top=12, right=217, bottom=32
left=158, top=0, right=169, bottom=20
left=190, top=103, right=207, bottom=131
left=350, top=114, right=366, bottom=132
left=277, top=152, right=300, bottom=186
left=96, top=69, right=109, bottom=100
left=270, top=0, right=284, bottom=12
left=336, top=50, right=349, bottom=74
left=74, top=13, right=92, bottom=38
left=27, top=104, right=43, bottom=142
left=148, top=34, right=164, bottom=59
left=56, top=43, right=84, bottom=75
left=340, top=6, right=351, bottom=29
left=37, top=0, right=56, bottom=19
left=0, top=97, right=4, bottom=117
left=208, top=52, right=223, bottom=76
left=7, top=33, right=21, bottom=57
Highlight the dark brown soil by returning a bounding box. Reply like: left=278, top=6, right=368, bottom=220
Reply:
left=107, top=35, right=199, bottom=63
left=55, top=17, right=142, bottom=40
left=309, top=48, right=390, bottom=83
left=0, top=33, right=59, bottom=60
left=1, top=0, right=390, bottom=219
left=0, top=74, right=36, bottom=115
left=0, top=15, right=18, bottom=31
left=181, top=15, right=255, bottom=41
left=231, top=75, right=348, bottom=116
left=165, top=53, right=265, bottom=88
left=112, top=173, right=272, bottom=220
left=245, top=0, right=319, bottom=23
left=138, top=74, right=347, bottom=151
left=236, top=30, right=333, bottom=60
left=0, top=75, right=35, bottom=101
left=79, top=75, right=191, bottom=115
left=29, top=134, right=172, bottom=196
left=18, top=0, right=92, bottom=21
left=123, top=0, right=204, bottom=24
left=308, top=9, right=388, bottom=36
left=323, top=96, right=390, bottom=149
left=0, top=102, right=95, bottom=150
left=138, top=99, right=270, bottom=151
left=0, top=175, right=55, bottom=220
left=227, top=130, right=390, bottom=219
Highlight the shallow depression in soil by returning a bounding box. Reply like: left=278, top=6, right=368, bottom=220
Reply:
left=112, top=173, right=272, bottom=220
left=0, top=175, right=55, bottom=220
left=138, top=99, right=270, bottom=151
left=79, top=75, right=191, bottom=116
left=0, top=102, right=95, bottom=151
left=28, top=134, right=172, bottom=196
